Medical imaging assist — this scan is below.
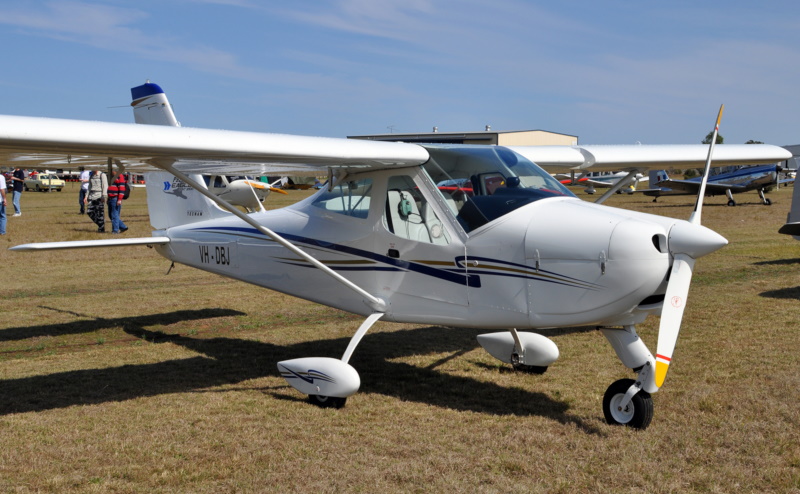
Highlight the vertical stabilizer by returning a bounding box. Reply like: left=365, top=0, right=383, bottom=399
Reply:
left=145, top=172, right=230, bottom=230
left=131, top=82, right=229, bottom=229
left=131, top=81, right=180, bottom=127
left=649, top=169, right=670, bottom=185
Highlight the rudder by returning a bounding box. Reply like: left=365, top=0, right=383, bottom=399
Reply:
left=146, top=172, right=230, bottom=230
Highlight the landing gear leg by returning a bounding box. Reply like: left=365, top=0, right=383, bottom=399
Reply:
left=278, top=312, right=385, bottom=408
left=600, top=325, right=658, bottom=430
left=758, top=188, right=772, bottom=205
left=509, top=328, right=548, bottom=374
left=726, top=189, right=736, bottom=207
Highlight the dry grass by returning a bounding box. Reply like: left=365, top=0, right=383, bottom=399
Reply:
left=1, top=182, right=799, bottom=493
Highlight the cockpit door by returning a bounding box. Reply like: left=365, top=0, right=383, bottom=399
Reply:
left=374, top=168, right=470, bottom=315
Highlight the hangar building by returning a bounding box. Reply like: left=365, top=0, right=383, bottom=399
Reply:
left=348, top=127, right=578, bottom=146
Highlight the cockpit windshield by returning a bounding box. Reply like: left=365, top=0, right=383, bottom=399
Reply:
left=421, top=145, right=575, bottom=233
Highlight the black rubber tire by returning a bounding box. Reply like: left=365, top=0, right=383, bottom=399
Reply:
left=602, top=378, right=654, bottom=430
left=512, top=363, right=548, bottom=374
left=308, top=394, right=347, bottom=409
left=727, top=199, right=736, bottom=207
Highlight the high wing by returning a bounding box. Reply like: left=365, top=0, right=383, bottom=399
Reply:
left=0, top=114, right=789, bottom=177
left=509, top=144, right=791, bottom=172
left=0, top=115, right=429, bottom=176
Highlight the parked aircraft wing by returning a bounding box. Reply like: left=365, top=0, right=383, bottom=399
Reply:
left=509, top=144, right=791, bottom=172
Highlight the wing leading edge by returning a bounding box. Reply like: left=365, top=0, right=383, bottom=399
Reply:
left=509, top=144, right=791, bottom=172
left=0, top=114, right=790, bottom=176
left=0, top=115, right=430, bottom=176
left=10, top=236, right=171, bottom=251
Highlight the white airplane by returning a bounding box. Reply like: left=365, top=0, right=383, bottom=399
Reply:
left=1, top=93, right=791, bottom=429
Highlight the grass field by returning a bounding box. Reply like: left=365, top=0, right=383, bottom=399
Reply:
left=1, top=182, right=798, bottom=493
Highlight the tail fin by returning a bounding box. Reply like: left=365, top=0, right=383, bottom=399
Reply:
left=131, top=81, right=180, bottom=127
left=146, top=172, right=230, bottom=230
left=131, top=82, right=229, bottom=229
left=649, top=169, right=670, bottom=185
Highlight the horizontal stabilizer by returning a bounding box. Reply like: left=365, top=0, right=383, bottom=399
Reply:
left=10, top=236, right=170, bottom=251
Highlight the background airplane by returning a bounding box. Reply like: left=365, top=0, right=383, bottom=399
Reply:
left=556, top=170, right=647, bottom=195
left=642, top=164, right=786, bottom=206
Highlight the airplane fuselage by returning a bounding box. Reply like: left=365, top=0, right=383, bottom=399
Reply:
left=150, top=146, right=702, bottom=331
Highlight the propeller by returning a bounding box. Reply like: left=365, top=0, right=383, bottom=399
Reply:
left=654, top=105, right=727, bottom=388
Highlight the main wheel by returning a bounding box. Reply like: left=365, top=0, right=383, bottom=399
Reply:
left=602, top=379, right=653, bottom=430
left=308, top=394, right=347, bottom=409
left=727, top=199, right=736, bottom=207
left=512, top=362, right=548, bottom=374
left=764, top=198, right=772, bottom=206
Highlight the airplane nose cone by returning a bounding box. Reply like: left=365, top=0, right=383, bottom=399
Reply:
left=668, top=221, right=728, bottom=259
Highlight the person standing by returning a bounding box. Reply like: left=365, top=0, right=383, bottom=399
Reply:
left=9, top=167, right=24, bottom=216
left=0, top=172, right=6, bottom=235
left=78, top=167, right=90, bottom=214
left=107, top=170, right=128, bottom=234
left=85, top=169, right=108, bottom=232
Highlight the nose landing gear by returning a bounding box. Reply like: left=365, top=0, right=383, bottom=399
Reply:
left=602, top=378, right=654, bottom=429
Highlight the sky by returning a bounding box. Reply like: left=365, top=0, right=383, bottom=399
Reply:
left=0, top=0, right=798, bottom=146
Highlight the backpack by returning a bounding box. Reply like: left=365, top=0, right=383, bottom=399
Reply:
left=122, top=174, right=132, bottom=199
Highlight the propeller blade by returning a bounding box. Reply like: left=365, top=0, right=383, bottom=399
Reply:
left=689, top=104, right=724, bottom=225
left=655, top=253, right=696, bottom=388
left=655, top=105, right=726, bottom=389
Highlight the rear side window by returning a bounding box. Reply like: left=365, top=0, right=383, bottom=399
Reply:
left=311, top=178, right=373, bottom=218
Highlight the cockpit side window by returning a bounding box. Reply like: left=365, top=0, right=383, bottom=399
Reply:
left=311, top=178, right=373, bottom=219
left=384, top=175, right=450, bottom=245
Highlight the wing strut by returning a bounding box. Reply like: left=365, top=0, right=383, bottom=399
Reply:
left=161, top=163, right=387, bottom=313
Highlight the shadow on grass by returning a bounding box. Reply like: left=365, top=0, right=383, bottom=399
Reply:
left=0, top=308, right=245, bottom=342
left=0, top=322, right=602, bottom=434
left=759, top=286, right=800, bottom=300
left=753, top=258, right=800, bottom=266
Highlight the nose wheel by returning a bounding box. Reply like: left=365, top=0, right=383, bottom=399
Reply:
left=602, top=379, right=654, bottom=429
